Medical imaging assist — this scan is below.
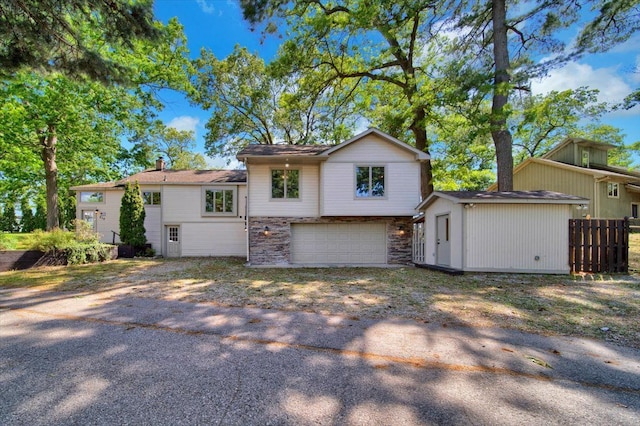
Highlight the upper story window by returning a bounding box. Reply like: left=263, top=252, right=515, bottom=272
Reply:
left=271, top=169, right=299, bottom=199
left=607, top=182, right=619, bottom=198
left=355, top=166, right=385, bottom=198
left=80, top=191, right=104, bottom=203
left=582, top=151, right=590, bottom=167
left=203, top=187, right=235, bottom=215
left=143, top=191, right=161, bottom=206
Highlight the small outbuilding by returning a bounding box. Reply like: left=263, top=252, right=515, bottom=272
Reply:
left=413, top=190, right=589, bottom=274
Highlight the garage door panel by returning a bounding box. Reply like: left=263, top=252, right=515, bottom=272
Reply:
left=291, top=223, right=387, bottom=264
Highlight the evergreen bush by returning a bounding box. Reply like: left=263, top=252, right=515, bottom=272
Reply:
left=119, top=181, right=146, bottom=247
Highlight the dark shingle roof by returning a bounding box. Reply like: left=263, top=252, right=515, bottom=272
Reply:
left=236, top=144, right=331, bottom=157
left=441, top=190, right=586, bottom=201
left=71, top=169, right=246, bottom=191
left=117, top=169, right=246, bottom=184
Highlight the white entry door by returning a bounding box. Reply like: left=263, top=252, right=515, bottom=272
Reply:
left=436, top=214, right=451, bottom=266
left=166, top=226, right=181, bottom=258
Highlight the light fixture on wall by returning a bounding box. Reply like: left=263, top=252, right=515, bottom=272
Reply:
left=464, top=203, right=476, bottom=209
left=397, top=225, right=406, bottom=236
left=576, top=204, right=588, bottom=210
left=263, top=226, right=271, bottom=236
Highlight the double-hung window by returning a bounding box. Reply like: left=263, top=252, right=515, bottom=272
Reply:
left=355, top=166, right=385, bottom=198
left=607, top=182, right=619, bottom=198
left=203, top=187, right=235, bottom=215
left=271, top=169, right=299, bottom=199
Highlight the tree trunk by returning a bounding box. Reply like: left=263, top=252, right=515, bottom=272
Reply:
left=491, top=0, right=514, bottom=191
left=410, top=108, right=433, bottom=199
left=40, top=124, right=59, bottom=230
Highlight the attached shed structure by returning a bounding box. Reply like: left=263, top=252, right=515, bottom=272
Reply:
left=414, top=191, right=589, bottom=274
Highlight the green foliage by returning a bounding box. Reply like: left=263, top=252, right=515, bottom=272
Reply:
left=27, top=229, right=77, bottom=252
left=119, top=181, right=147, bottom=247
left=0, top=203, right=19, bottom=232
left=20, top=198, right=36, bottom=233
left=63, top=243, right=114, bottom=265
left=0, top=233, right=15, bottom=250
left=33, top=202, right=46, bottom=231
left=74, top=219, right=101, bottom=244
left=23, top=227, right=112, bottom=264
left=0, top=0, right=159, bottom=83
left=511, top=87, right=612, bottom=162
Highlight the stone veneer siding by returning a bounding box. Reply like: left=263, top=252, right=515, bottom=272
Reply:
left=248, top=216, right=413, bottom=266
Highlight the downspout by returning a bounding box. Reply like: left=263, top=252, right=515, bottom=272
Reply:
left=245, top=161, right=250, bottom=263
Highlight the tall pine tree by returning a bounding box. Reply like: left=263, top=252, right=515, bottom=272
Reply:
left=119, top=181, right=146, bottom=247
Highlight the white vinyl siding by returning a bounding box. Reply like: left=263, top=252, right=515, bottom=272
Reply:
left=322, top=162, right=420, bottom=216
left=163, top=185, right=246, bottom=222
left=290, top=223, right=386, bottom=264
left=464, top=204, right=570, bottom=273
left=320, top=134, right=420, bottom=216
left=180, top=222, right=246, bottom=256
left=77, top=190, right=123, bottom=245
left=249, top=164, right=319, bottom=217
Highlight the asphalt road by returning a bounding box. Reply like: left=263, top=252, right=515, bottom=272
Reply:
left=1, top=287, right=639, bottom=425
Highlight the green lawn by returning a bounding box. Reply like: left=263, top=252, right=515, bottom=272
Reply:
left=0, top=233, right=33, bottom=250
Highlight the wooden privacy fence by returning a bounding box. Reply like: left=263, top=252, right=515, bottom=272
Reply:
left=569, top=218, right=629, bottom=273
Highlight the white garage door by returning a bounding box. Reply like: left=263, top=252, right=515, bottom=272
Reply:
left=291, top=223, right=387, bottom=264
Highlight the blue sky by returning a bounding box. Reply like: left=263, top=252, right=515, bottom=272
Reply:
left=153, top=0, right=640, bottom=168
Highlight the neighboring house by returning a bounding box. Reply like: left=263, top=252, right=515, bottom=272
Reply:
left=72, top=128, right=429, bottom=265
left=236, top=128, right=429, bottom=265
left=488, top=137, right=640, bottom=219
left=414, top=190, right=588, bottom=274
left=72, top=159, right=247, bottom=257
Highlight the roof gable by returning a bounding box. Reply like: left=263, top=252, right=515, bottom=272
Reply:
left=319, top=128, right=429, bottom=161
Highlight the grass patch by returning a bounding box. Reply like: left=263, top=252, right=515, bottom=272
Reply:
left=0, top=233, right=32, bottom=250
left=630, top=233, right=639, bottom=273
left=2, top=257, right=639, bottom=348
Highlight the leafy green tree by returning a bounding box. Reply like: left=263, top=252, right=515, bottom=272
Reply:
left=191, top=45, right=357, bottom=158
left=154, top=127, right=207, bottom=169
left=0, top=0, right=159, bottom=83
left=119, top=182, right=146, bottom=247
left=241, top=1, right=458, bottom=197
left=1, top=203, right=19, bottom=232
left=0, top=18, right=191, bottom=230
left=33, top=201, right=47, bottom=231
left=20, top=198, right=36, bottom=233
left=511, top=88, right=610, bottom=162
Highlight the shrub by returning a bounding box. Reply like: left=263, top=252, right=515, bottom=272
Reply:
left=23, top=228, right=114, bottom=265
left=120, top=181, right=146, bottom=247
left=27, top=229, right=76, bottom=251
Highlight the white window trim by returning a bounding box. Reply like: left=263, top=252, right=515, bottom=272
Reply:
left=607, top=182, right=619, bottom=199
left=354, top=164, right=387, bottom=199
left=582, top=150, right=590, bottom=168
left=631, top=203, right=639, bottom=219
left=202, top=186, right=237, bottom=216
left=270, top=167, right=301, bottom=201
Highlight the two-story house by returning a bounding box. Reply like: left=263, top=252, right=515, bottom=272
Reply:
left=488, top=137, right=640, bottom=218
left=73, top=128, right=429, bottom=265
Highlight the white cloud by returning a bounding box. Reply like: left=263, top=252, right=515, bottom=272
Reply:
left=196, top=0, right=215, bottom=14
left=206, top=155, right=244, bottom=170
left=530, top=62, right=632, bottom=104
left=166, top=116, right=200, bottom=133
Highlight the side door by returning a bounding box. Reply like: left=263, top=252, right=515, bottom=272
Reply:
left=166, top=225, right=181, bottom=258
left=436, top=214, right=451, bottom=266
